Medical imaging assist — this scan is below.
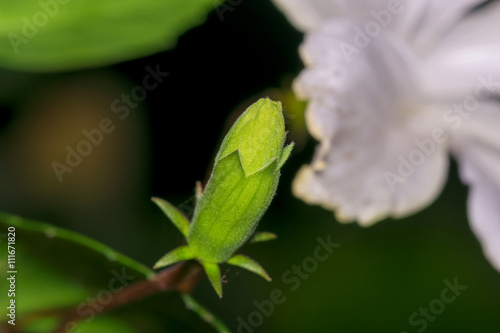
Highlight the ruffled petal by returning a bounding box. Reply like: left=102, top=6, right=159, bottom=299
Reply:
left=293, top=22, right=449, bottom=225
left=293, top=106, right=449, bottom=225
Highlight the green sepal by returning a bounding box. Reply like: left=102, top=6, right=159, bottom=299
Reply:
left=153, top=245, right=194, bottom=269
left=201, top=262, right=223, bottom=298
left=215, top=98, right=285, bottom=176
left=152, top=197, right=190, bottom=238
left=227, top=254, right=271, bottom=281
left=250, top=231, right=277, bottom=243
left=188, top=151, right=279, bottom=263
left=275, top=142, right=295, bottom=171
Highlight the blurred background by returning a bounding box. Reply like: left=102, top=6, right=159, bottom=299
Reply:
left=0, top=0, right=499, bottom=332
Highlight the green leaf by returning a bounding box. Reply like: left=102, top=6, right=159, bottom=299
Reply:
left=181, top=293, right=231, bottom=333
left=152, top=197, right=190, bottom=238
left=153, top=246, right=195, bottom=269
left=201, top=262, right=222, bottom=298
left=188, top=152, right=279, bottom=263
left=250, top=231, right=277, bottom=243
left=227, top=254, right=271, bottom=281
left=0, top=0, right=220, bottom=71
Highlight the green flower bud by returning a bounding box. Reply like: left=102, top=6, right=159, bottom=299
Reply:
left=153, top=98, right=294, bottom=297
left=188, top=98, right=291, bottom=262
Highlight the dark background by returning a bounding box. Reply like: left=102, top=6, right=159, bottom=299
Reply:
left=1, top=0, right=499, bottom=332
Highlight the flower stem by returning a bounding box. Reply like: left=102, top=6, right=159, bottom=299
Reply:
left=50, top=261, right=203, bottom=333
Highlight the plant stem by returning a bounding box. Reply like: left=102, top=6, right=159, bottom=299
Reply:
left=51, top=261, right=203, bottom=333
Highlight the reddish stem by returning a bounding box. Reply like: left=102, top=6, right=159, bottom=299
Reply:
left=11, top=261, right=203, bottom=333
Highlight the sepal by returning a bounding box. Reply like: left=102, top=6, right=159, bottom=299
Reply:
left=154, top=245, right=194, bottom=269
left=227, top=254, right=271, bottom=281
left=152, top=197, right=190, bottom=238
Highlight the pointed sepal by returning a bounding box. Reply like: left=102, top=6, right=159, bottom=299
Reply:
left=275, top=142, right=294, bottom=171
left=152, top=197, right=190, bottom=238
left=227, top=254, right=271, bottom=281
left=201, top=262, right=223, bottom=298
left=250, top=231, right=277, bottom=243
left=153, top=245, right=194, bottom=269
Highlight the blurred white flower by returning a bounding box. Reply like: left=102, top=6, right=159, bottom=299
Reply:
left=273, top=0, right=500, bottom=270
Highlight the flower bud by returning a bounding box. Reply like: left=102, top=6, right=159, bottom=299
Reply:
left=153, top=98, right=294, bottom=297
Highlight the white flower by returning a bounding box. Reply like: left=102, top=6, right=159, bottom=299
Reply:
left=273, top=0, right=500, bottom=271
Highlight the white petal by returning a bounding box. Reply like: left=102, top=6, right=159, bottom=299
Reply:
left=273, top=0, right=485, bottom=47
left=450, top=101, right=500, bottom=192
left=457, top=146, right=500, bottom=272
left=293, top=107, right=449, bottom=226
left=422, top=0, right=500, bottom=99
left=451, top=102, right=500, bottom=154
left=271, top=0, right=346, bottom=32
left=395, top=0, right=487, bottom=55
left=451, top=101, right=500, bottom=271
left=304, top=101, right=340, bottom=142
left=295, top=20, right=421, bottom=105
left=293, top=20, right=452, bottom=225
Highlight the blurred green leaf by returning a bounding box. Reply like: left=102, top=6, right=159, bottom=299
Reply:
left=24, top=315, right=136, bottom=333
left=0, top=0, right=219, bottom=71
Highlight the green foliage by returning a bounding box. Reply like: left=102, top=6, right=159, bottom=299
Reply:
left=23, top=316, right=136, bottom=333
left=0, top=0, right=220, bottom=71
